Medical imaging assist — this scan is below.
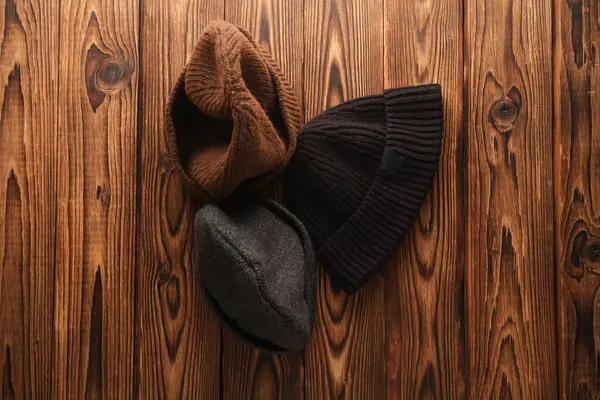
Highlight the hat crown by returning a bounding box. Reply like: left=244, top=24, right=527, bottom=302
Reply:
left=195, top=201, right=316, bottom=350
left=286, top=96, right=388, bottom=244
left=184, top=21, right=276, bottom=119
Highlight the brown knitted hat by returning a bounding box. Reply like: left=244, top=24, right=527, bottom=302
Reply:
left=166, top=21, right=301, bottom=202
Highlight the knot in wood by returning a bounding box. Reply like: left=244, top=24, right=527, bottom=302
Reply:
left=96, top=184, right=110, bottom=207
left=95, top=59, right=129, bottom=92
left=158, top=263, right=172, bottom=283
left=583, top=241, right=600, bottom=263
left=490, top=100, right=519, bottom=132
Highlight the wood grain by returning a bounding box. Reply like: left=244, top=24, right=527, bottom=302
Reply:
left=221, top=1, right=305, bottom=398
left=4, top=0, right=598, bottom=397
left=383, top=0, right=466, bottom=397
left=555, top=0, right=600, bottom=397
left=303, top=0, right=386, bottom=398
left=221, top=338, right=304, bottom=399
left=0, top=0, right=57, bottom=398
left=136, top=1, right=223, bottom=398
left=465, top=0, right=557, bottom=397
left=54, top=0, right=139, bottom=397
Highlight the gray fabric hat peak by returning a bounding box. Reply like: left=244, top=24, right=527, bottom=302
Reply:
left=194, top=199, right=316, bottom=351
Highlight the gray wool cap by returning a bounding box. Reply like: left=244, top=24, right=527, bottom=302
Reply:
left=194, top=199, right=317, bottom=351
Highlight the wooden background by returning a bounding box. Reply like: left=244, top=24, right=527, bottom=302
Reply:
left=0, top=0, right=598, bottom=397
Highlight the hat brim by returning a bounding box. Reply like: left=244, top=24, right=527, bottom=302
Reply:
left=317, top=84, right=444, bottom=294
left=202, top=288, right=287, bottom=352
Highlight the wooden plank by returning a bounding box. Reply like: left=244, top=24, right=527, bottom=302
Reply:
left=53, top=0, right=139, bottom=397
left=465, top=0, right=557, bottom=397
left=220, top=2, right=305, bottom=398
left=383, top=0, right=466, bottom=397
left=303, top=0, right=386, bottom=398
left=136, top=1, right=223, bottom=398
left=0, top=0, right=58, bottom=398
left=554, top=0, right=600, bottom=397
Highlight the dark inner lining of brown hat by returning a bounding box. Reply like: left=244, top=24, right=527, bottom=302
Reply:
left=171, top=82, right=233, bottom=167
left=171, top=79, right=291, bottom=193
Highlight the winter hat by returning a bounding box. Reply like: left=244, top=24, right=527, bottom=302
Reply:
left=194, top=199, right=316, bottom=351
left=166, top=20, right=301, bottom=202
left=284, top=84, right=443, bottom=294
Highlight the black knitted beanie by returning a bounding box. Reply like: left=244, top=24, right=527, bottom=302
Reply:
left=284, top=84, right=443, bottom=294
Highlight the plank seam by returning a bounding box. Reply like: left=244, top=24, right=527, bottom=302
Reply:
left=133, top=0, right=145, bottom=397
left=461, top=0, right=471, bottom=394
left=52, top=0, right=61, bottom=394
left=551, top=0, right=561, bottom=397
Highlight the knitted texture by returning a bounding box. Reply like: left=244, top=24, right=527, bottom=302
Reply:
left=194, top=199, right=316, bottom=351
left=166, top=20, right=301, bottom=202
left=285, top=84, right=443, bottom=294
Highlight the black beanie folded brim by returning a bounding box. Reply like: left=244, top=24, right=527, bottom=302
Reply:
left=298, top=84, right=444, bottom=293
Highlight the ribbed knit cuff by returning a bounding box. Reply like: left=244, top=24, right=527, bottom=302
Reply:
left=383, top=84, right=443, bottom=168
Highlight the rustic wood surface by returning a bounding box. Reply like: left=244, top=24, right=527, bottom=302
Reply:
left=136, top=0, right=222, bottom=398
left=384, top=0, right=466, bottom=397
left=555, top=0, right=600, bottom=398
left=465, top=0, right=557, bottom=397
left=0, top=0, right=57, bottom=398
left=55, top=0, right=140, bottom=398
left=0, top=0, right=596, bottom=398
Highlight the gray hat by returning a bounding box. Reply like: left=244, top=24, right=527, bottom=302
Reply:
left=194, top=199, right=316, bottom=351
